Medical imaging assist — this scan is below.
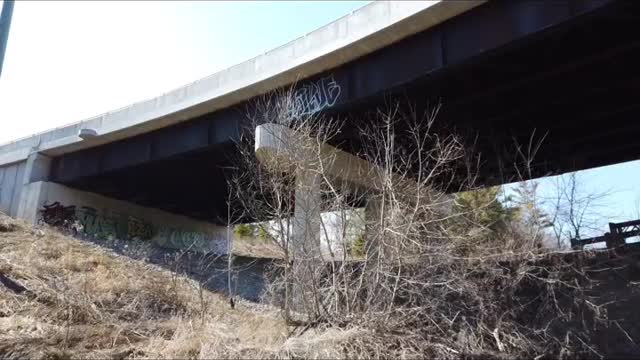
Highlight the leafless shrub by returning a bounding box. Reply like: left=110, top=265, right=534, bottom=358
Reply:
left=230, top=89, right=637, bottom=358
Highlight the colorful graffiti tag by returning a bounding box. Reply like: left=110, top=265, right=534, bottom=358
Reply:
left=127, top=214, right=154, bottom=240
left=156, top=226, right=209, bottom=250
left=38, top=202, right=227, bottom=254
left=74, top=206, right=154, bottom=241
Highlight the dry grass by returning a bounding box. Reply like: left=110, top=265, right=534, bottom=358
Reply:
left=4, top=208, right=635, bottom=359
left=0, top=213, right=356, bottom=359
left=232, top=236, right=284, bottom=259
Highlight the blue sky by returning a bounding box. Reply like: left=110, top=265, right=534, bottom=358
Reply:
left=1, top=0, right=639, bottom=234
left=504, top=160, right=640, bottom=238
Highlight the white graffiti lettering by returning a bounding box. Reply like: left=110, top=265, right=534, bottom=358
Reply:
left=288, top=75, right=342, bottom=118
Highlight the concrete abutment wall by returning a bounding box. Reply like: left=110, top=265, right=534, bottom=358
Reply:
left=17, top=181, right=230, bottom=254
left=1, top=150, right=230, bottom=254
left=1, top=153, right=53, bottom=218
left=0, top=160, right=26, bottom=217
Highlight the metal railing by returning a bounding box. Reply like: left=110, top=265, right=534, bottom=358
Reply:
left=570, top=219, right=640, bottom=250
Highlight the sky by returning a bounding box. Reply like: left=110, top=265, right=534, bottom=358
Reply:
left=0, top=0, right=369, bottom=143
left=1, top=0, right=639, bottom=236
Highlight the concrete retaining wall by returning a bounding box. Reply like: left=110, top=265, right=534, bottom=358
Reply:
left=0, top=161, right=26, bottom=216
left=18, top=181, right=230, bottom=254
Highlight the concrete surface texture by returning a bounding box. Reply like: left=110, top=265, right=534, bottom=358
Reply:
left=255, top=122, right=381, bottom=191
left=254, top=123, right=423, bottom=197
left=0, top=160, right=26, bottom=216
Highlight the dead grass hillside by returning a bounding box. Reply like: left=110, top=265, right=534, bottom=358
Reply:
left=0, top=213, right=353, bottom=359
left=232, top=236, right=284, bottom=259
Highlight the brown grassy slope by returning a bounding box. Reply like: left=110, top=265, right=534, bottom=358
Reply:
left=232, top=236, right=284, bottom=259
left=0, top=213, right=346, bottom=359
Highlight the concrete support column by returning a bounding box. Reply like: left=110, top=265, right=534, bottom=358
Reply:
left=364, top=194, right=384, bottom=261
left=16, top=153, right=52, bottom=223
left=291, top=168, right=323, bottom=316
left=23, top=152, right=52, bottom=185
left=293, top=168, right=322, bottom=258
left=16, top=181, right=47, bottom=224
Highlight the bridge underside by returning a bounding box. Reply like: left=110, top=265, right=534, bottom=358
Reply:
left=49, top=0, right=640, bottom=224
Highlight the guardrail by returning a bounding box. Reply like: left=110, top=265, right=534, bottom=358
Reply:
left=571, top=219, right=640, bottom=250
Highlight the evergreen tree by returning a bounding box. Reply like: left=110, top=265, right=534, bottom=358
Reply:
left=453, top=186, right=517, bottom=233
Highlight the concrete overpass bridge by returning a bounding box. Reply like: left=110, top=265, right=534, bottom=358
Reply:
left=1, top=0, right=639, bottom=253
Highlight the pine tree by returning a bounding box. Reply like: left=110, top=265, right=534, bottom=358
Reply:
left=453, top=186, right=517, bottom=233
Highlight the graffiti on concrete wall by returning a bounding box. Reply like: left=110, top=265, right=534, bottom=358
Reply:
left=73, top=206, right=153, bottom=241
left=39, top=202, right=227, bottom=254
left=127, top=215, right=154, bottom=240
left=154, top=225, right=228, bottom=254
left=288, top=75, right=342, bottom=118
left=155, top=226, right=208, bottom=251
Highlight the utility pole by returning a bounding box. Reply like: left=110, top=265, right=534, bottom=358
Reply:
left=0, top=0, right=15, bottom=79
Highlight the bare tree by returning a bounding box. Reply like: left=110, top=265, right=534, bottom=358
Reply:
left=229, top=86, right=345, bottom=322
left=546, top=172, right=612, bottom=248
